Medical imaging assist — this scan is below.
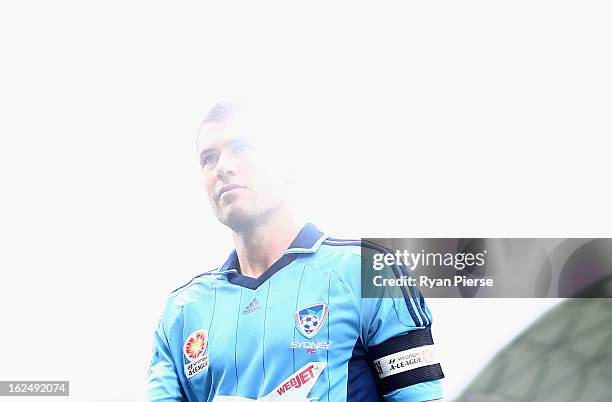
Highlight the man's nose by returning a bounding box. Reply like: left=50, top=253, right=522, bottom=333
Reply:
left=215, top=151, right=238, bottom=181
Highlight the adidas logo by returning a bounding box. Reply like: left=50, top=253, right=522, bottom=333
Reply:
left=242, top=298, right=262, bottom=314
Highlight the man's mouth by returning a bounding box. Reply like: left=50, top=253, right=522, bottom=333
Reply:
left=217, top=184, right=246, bottom=200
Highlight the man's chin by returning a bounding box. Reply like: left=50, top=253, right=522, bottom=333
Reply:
left=216, top=204, right=281, bottom=233
left=218, top=208, right=256, bottom=232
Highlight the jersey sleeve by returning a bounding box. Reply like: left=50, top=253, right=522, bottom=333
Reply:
left=146, top=312, right=187, bottom=402
left=360, top=249, right=445, bottom=401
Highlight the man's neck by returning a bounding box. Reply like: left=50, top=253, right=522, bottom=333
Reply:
left=232, top=209, right=301, bottom=279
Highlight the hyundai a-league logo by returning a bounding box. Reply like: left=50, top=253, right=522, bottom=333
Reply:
left=183, top=329, right=208, bottom=362
left=295, top=303, right=328, bottom=338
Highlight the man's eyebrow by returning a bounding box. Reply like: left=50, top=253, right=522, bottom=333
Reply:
left=226, top=138, right=247, bottom=147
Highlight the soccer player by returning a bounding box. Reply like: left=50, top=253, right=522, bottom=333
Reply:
left=146, top=102, right=445, bottom=401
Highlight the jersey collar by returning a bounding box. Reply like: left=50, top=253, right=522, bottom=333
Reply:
left=219, top=223, right=327, bottom=289
left=283, top=222, right=328, bottom=255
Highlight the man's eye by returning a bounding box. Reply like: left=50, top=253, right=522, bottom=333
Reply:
left=201, top=154, right=218, bottom=168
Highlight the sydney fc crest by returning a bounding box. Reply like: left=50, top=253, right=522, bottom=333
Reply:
left=295, top=303, right=328, bottom=338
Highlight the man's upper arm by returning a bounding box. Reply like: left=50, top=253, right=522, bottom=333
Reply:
left=360, top=259, right=445, bottom=402
left=146, top=313, right=187, bottom=402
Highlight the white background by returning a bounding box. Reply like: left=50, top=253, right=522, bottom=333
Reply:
left=1, top=1, right=610, bottom=401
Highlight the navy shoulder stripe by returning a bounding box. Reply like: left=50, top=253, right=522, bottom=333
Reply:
left=325, top=236, right=361, bottom=243
left=323, top=240, right=361, bottom=247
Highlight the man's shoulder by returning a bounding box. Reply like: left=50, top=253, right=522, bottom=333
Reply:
left=314, top=237, right=389, bottom=262
left=317, top=236, right=361, bottom=257
left=161, top=270, right=218, bottom=317
left=304, top=237, right=393, bottom=280
left=304, top=236, right=364, bottom=275
left=170, top=270, right=217, bottom=294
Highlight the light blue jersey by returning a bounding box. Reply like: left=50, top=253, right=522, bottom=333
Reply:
left=147, top=224, right=444, bottom=401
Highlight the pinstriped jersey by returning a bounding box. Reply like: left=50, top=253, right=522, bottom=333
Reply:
left=146, top=223, right=444, bottom=401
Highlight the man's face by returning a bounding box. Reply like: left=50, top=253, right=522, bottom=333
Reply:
left=197, top=117, right=287, bottom=232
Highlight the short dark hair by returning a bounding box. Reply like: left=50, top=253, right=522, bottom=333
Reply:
left=195, top=100, right=298, bottom=171
left=196, top=100, right=296, bottom=150
left=201, top=101, right=245, bottom=126
left=196, top=101, right=248, bottom=148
